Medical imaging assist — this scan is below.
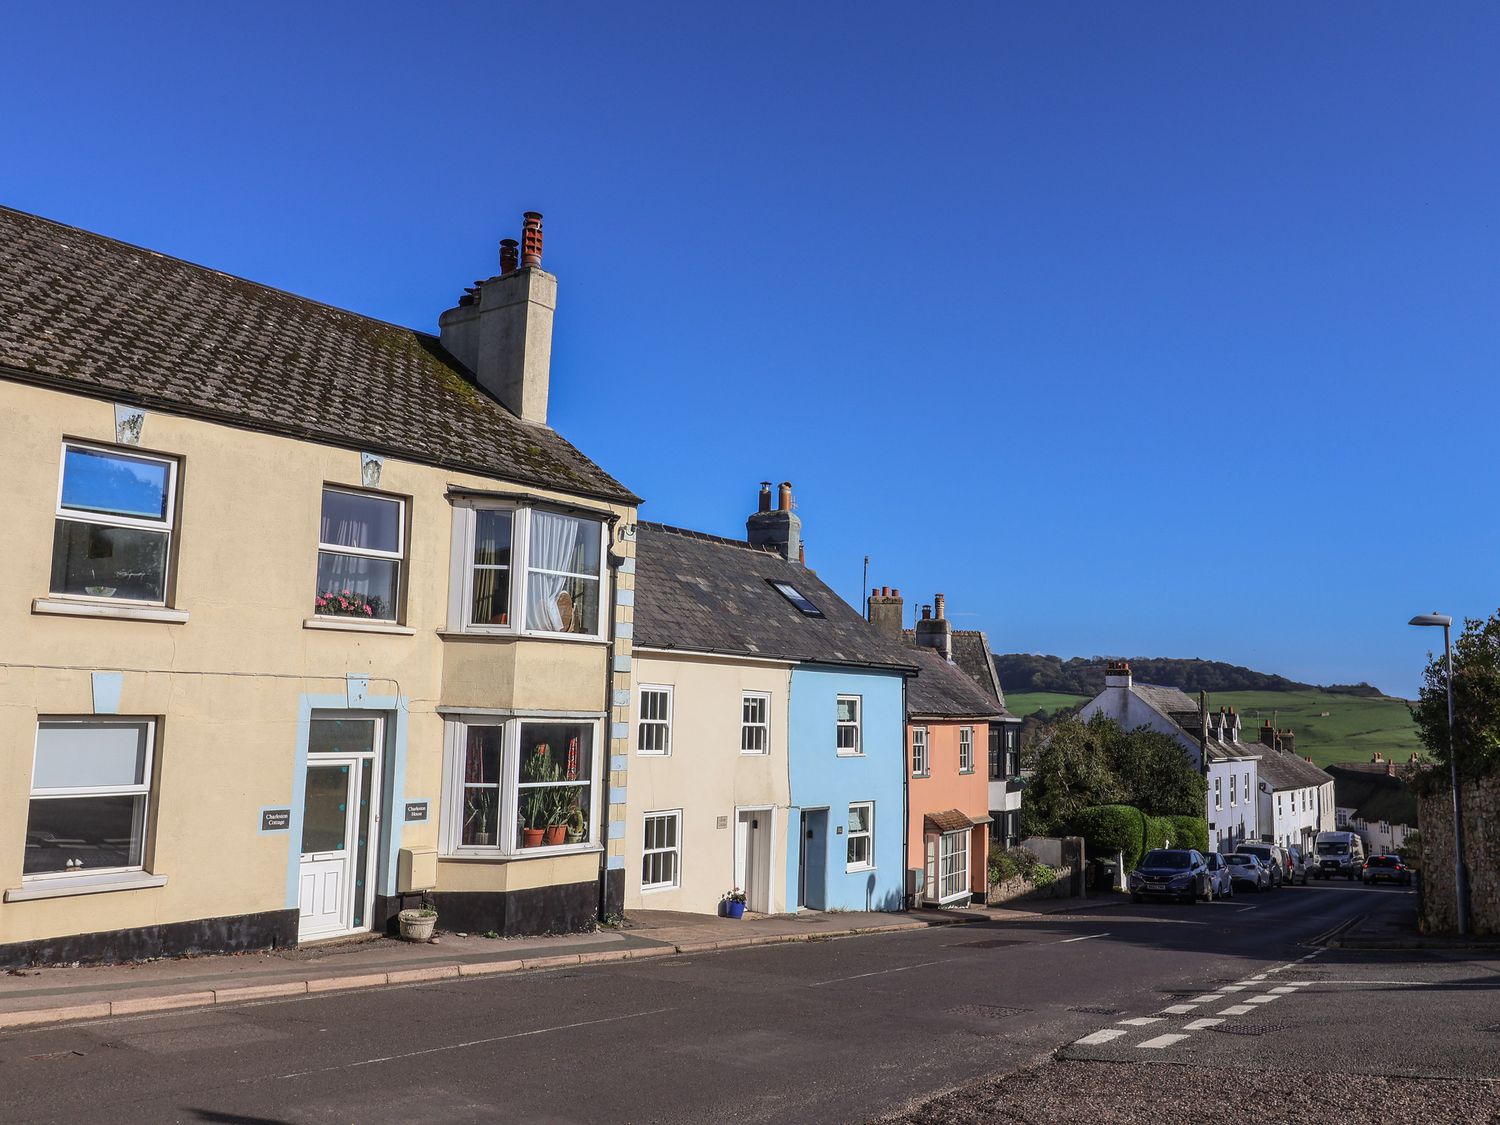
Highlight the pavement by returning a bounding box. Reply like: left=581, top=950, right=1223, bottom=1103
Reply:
left=0, top=900, right=1089, bottom=1028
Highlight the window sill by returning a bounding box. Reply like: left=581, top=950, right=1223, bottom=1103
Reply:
left=304, top=617, right=415, bottom=636
left=437, top=630, right=607, bottom=645
left=33, top=598, right=188, bottom=624
left=845, top=864, right=876, bottom=875
left=440, top=843, right=603, bottom=862
left=5, top=871, right=168, bottom=902
left=835, top=751, right=864, bottom=758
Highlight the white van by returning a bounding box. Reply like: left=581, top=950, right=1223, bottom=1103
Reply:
left=1312, top=831, right=1365, bottom=879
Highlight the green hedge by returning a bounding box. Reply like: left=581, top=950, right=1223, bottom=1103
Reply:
left=1073, top=805, right=1210, bottom=870
left=1165, top=815, right=1209, bottom=853
left=1072, top=804, right=1148, bottom=870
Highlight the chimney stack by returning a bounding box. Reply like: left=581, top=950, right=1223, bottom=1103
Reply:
left=867, top=585, right=904, bottom=639
left=1386, top=760, right=1396, bottom=777
left=913, top=592, right=952, bottom=661
left=745, top=479, right=802, bottom=563
left=439, top=211, right=556, bottom=425
left=1104, top=660, right=1132, bottom=690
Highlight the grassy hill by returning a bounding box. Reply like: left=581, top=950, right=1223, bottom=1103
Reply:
left=1004, top=689, right=1420, bottom=770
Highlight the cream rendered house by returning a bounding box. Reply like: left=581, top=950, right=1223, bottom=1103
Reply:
left=0, top=207, right=639, bottom=966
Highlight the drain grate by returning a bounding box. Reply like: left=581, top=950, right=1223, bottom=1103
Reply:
left=948, top=1004, right=1031, bottom=1020
left=1211, top=1022, right=1288, bottom=1037
left=1068, top=1005, right=1124, bottom=1015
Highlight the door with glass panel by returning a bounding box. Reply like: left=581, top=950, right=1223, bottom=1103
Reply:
left=298, top=715, right=381, bottom=942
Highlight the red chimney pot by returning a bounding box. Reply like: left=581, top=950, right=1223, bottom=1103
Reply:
left=499, top=238, right=519, bottom=275
left=521, top=212, right=544, bottom=267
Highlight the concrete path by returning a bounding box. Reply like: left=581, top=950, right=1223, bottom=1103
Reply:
left=0, top=902, right=1092, bottom=1028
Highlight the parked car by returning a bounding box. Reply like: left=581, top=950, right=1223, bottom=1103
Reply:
left=1362, top=854, right=1413, bottom=886
left=1129, top=848, right=1212, bottom=904
left=1237, top=842, right=1286, bottom=889
left=1204, top=852, right=1235, bottom=899
left=1223, top=853, right=1271, bottom=893
left=1286, top=845, right=1311, bottom=886
left=1312, top=830, right=1366, bottom=879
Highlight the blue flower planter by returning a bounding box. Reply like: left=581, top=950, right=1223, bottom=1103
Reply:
left=725, top=900, right=745, bottom=920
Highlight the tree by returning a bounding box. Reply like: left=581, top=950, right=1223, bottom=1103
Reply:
left=1410, top=610, right=1500, bottom=786
left=1020, top=714, right=1206, bottom=835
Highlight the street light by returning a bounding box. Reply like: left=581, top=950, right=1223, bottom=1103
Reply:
left=1409, top=612, right=1469, bottom=936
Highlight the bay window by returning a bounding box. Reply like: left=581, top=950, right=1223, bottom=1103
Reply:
left=442, top=717, right=599, bottom=855
left=316, top=487, right=405, bottom=621
left=51, top=443, right=177, bottom=604
left=26, top=720, right=155, bottom=878
left=452, top=504, right=608, bottom=638
left=938, top=831, right=970, bottom=902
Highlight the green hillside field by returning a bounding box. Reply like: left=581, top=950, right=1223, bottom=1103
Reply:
left=1003, top=689, right=1421, bottom=769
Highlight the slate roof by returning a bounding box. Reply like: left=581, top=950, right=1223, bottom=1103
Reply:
left=1132, top=683, right=1200, bottom=717
left=0, top=206, right=637, bottom=504
left=1256, top=747, right=1333, bottom=792
left=633, top=523, right=918, bottom=670
left=907, top=649, right=1005, bottom=720
left=904, top=628, right=1015, bottom=719
left=1326, top=763, right=1419, bottom=827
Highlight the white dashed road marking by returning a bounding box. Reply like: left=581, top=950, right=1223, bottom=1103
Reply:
left=1184, top=1018, right=1224, bottom=1030
left=1220, top=985, right=1246, bottom=992
left=1245, top=995, right=1278, bottom=1005
left=1270, top=986, right=1298, bottom=994
left=1190, top=993, right=1224, bottom=1003
left=1219, top=1004, right=1255, bottom=1016
left=1119, top=1017, right=1163, bottom=1027
left=1139, top=1033, right=1189, bottom=1049
left=1159, top=1004, right=1199, bottom=1014
left=1076, top=1029, right=1127, bottom=1046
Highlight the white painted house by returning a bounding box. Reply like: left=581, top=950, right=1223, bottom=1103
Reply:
left=1250, top=721, right=1335, bottom=851
left=1078, top=662, right=1261, bottom=852
left=1327, top=758, right=1419, bottom=856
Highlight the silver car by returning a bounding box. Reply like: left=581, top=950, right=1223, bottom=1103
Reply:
left=1204, top=852, right=1235, bottom=899
left=1224, top=853, right=1271, bottom=893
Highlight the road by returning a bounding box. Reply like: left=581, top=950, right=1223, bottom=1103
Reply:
left=0, top=880, right=1494, bottom=1123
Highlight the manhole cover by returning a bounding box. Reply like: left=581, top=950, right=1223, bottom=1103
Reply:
left=947, top=1004, right=1030, bottom=1020
left=1068, top=1006, right=1123, bottom=1015
left=1211, top=1022, right=1288, bottom=1037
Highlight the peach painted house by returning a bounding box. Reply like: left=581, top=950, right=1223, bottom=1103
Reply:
left=869, top=589, right=1001, bottom=905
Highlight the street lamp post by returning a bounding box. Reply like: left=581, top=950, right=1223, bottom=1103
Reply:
left=1409, top=613, right=1469, bottom=936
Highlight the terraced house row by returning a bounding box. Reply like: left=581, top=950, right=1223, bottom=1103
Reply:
left=0, top=206, right=1018, bottom=967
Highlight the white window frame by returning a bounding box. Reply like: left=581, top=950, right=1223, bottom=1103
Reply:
left=1214, top=776, right=1223, bottom=811
left=636, top=685, right=673, bottom=757
left=449, top=502, right=609, bottom=641
left=316, top=485, right=406, bottom=623
left=25, top=718, right=156, bottom=882
left=1229, top=774, right=1237, bottom=806
left=440, top=716, right=603, bottom=857
left=52, top=442, right=179, bottom=607
left=740, top=691, right=770, bottom=755
left=911, top=726, right=929, bottom=778
left=938, top=830, right=969, bottom=902
left=958, top=726, right=975, bottom=774
left=641, top=810, right=682, bottom=892
left=845, top=801, right=874, bottom=871
left=836, top=695, right=862, bottom=757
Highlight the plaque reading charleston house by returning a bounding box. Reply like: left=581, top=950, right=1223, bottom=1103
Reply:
left=404, top=801, right=429, bottom=823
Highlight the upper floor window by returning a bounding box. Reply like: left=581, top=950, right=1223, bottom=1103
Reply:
left=637, top=686, right=672, bottom=756
left=1229, top=774, right=1237, bottom=806
left=911, top=727, right=929, bottom=777
left=959, top=727, right=975, bottom=774
left=1214, top=776, right=1223, bottom=810
left=27, top=719, right=155, bottom=878
left=836, top=695, right=862, bottom=756
left=453, top=505, right=607, bottom=638
left=741, top=692, right=770, bottom=754
left=317, top=487, right=404, bottom=622
left=51, top=443, right=178, bottom=605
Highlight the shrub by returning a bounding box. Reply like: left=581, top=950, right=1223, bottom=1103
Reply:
left=1165, top=815, right=1209, bottom=853
left=1031, top=863, right=1057, bottom=888
left=988, top=843, right=1018, bottom=885
left=1071, top=804, right=1148, bottom=870
left=1143, top=814, right=1172, bottom=854
left=1005, top=846, right=1041, bottom=880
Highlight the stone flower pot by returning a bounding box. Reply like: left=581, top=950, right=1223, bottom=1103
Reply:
left=398, top=909, right=437, bottom=942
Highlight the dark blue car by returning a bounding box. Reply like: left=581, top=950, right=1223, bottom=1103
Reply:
left=1128, top=848, right=1212, bottom=904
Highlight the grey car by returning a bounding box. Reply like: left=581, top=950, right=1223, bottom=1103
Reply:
left=1204, top=851, right=1235, bottom=899
left=1286, top=845, right=1311, bottom=886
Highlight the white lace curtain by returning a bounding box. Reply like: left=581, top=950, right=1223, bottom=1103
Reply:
left=526, top=512, right=582, bottom=631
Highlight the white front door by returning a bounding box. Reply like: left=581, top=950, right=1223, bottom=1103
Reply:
left=297, top=714, right=382, bottom=942
left=735, top=808, right=772, bottom=914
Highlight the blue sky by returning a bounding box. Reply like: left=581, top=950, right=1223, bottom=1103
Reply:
left=5, top=3, right=1495, bottom=695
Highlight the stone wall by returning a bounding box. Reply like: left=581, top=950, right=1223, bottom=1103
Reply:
left=1417, top=773, right=1500, bottom=936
